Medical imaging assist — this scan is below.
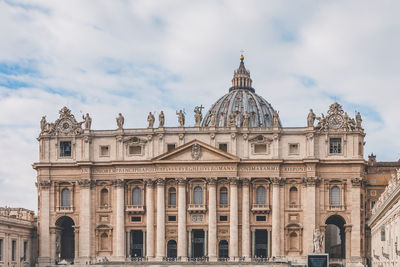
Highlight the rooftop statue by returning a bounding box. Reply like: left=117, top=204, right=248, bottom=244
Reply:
left=273, top=110, right=280, bottom=127
left=116, top=113, right=124, bottom=129
left=356, top=112, right=363, bottom=129
left=194, top=106, right=203, bottom=127
left=176, top=110, right=185, bottom=127
left=147, top=112, right=155, bottom=128
left=158, top=111, right=165, bottom=128
left=307, top=109, right=316, bottom=127
left=82, top=113, right=92, bottom=130
left=209, top=111, right=216, bottom=127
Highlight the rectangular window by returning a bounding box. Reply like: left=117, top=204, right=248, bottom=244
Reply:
left=0, top=239, right=3, bottom=261
left=11, top=240, right=16, bottom=261
left=219, top=143, right=227, bottom=152
left=100, top=146, right=109, bottom=157
left=168, top=216, right=176, bottom=222
left=60, top=141, right=72, bottom=157
left=23, top=241, right=27, bottom=261
left=129, top=145, right=142, bottom=155
left=254, top=144, right=267, bottom=153
left=289, top=143, right=299, bottom=154
left=167, top=144, right=176, bottom=152
left=219, top=216, right=228, bottom=222
left=329, top=138, right=342, bottom=154
left=256, top=216, right=266, bottom=221
left=131, top=216, right=141, bottom=222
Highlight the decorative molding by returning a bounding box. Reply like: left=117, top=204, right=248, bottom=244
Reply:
left=228, top=177, right=239, bottom=185
left=242, top=178, right=250, bottom=186
left=302, top=177, right=321, bottom=186
left=156, top=178, right=165, bottom=185
left=206, top=177, right=217, bottom=185
left=40, top=106, right=83, bottom=136
left=191, top=143, right=202, bottom=160
left=78, top=179, right=93, bottom=188
left=39, top=180, right=52, bottom=189
left=351, top=177, right=364, bottom=187
left=177, top=178, right=187, bottom=185
left=144, top=179, right=155, bottom=187
left=112, top=179, right=124, bottom=188
left=271, top=177, right=283, bottom=185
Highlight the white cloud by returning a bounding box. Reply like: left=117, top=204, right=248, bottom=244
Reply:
left=0, top=0, right=399, bottom=210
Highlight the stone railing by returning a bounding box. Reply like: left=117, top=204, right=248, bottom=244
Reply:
left=188, top=204, right=207, bottom=213
left=251, top=204, right=271, bottom=213
left=288, top=203, right=301, bottom=209
left=328, top=204, right=346, bottom=211
left=56, top=206, right=74, bottom=213
left=125, top=205, right=145, bottom=214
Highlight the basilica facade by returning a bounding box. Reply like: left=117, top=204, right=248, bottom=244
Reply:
left=34, top=56, right=367, bottom=267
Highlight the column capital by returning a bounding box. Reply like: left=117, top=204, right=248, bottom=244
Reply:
left=228, top=177, right=239, bottom=185
left=144, top=178, right=155, bottom=187
left=344, top=224, right=352, bottom=233
left=78, top=178, right=94, bottom=188
left=177, top=178, right=187, bottom=185
left=302, top=177, right=321, bottom=186
left=351, top=177, right=364, bottom=187
left=112, top=179, right=124, bottom=188
left=241, top=178, right=251, bottom=186
left=206, top=177, right=217, bottom=185
left=271, top=177, right=284, bottom=186
left=38, top=180, right=52, bottom=189
left=156, top=178, right=165, bottom=185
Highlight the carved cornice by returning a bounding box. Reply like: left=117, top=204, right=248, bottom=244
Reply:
left=78, top=179, right=93, bottom=188
left=302, top=177, right=321, bottom=186
left=39, top=180, right=52, bottom=189
left=112, top=179, right=124, bottom=188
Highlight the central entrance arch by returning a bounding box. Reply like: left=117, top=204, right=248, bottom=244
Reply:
left=55, top=216, right=75, bottom=261
left=325, top=215, right=346, bottom=259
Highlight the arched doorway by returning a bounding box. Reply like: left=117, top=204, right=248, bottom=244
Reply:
left=167, top=240, right=177, bottom=258
left=55, top=216, right=75, bottom=261
left=218, top=240, right=228, bottom=259
left=325, top=215, right=346, bottom=259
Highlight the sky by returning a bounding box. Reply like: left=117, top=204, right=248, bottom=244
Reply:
left=0, top=0, right=399, bottom=211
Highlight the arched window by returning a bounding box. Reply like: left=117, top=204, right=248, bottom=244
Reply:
left=100, top=188, right=109, bottom=206
left=218, top=240, right=229, bottom=258
left=167, top=240, right=177, bottom=258
left=132, top=187, right=142, bottom=206
left=289, top=187, right=298, bottom=204
left=330, top=186, right=340, bottom=206
left=220, top=187, right=228, bottom=205
left=100, top=233, right=108, bottom=250
left=256, top=186, right=266, bottom=204
left=61, top=188, right=71, bottom=207
left=289, top=232, right=298, bottom=250
left=194, top=186, right=203, bottom=204
left=169, top=187, right=176, bottom=206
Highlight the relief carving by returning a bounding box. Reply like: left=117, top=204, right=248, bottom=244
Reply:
left=191, top=144, right=202, bottom=160
left=78, top=179, right=93, bottom=188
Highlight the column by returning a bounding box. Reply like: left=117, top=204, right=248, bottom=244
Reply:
left=208, top=178, right=217, bottom=261
left=251, top=230, right=255, bottom=258
left=38, top=181, right=51, bottom=267
left=156, top=178, right=165, bottom=260
left=79, top=179, right=92, bottom=262
left=242, top=179, right=251, bottom=260
left=112, top=179, right=125, bottom=260
left=177, top=179, right=187, bottom=260
left=350, top=178, right=362, bottom=260
left=345, top=224, right=352, bottom=260
left=268, top=229, right=272, bottom=257
left=303, top=177, right=317, bottom=254
left=271, top=178, right=281, bottom=257
left=229, top=177, right=239, bottom=259
left=188, top=230, right=192, bottom=258
left=145, top=180, right=155, bottom=259
left=204, top=230, right=208, bottom=256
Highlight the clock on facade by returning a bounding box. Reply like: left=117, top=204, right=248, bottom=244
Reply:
left=329, top=115, right=343, bottom=128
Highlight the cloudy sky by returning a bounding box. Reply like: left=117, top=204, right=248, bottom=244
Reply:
left=1, top=0, right=399, bottom=210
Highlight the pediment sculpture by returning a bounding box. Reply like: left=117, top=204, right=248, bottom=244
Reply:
left=315, top=102, right=363, bottom=132
left=40, top=107, right=83, bottom=136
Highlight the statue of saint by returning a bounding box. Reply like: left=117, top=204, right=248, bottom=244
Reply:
left=194, top=106, right=203, bottom=127
left=209, top=111, right=216, bottom=127
left=116, top=113, right=124, bottom=129
left=147, top=112, right=155, bottom=128
left=313, top=229, right=324, bottom=253
left=243, top=110, right=249, bottom=127
left=40, top=116, right=48, bottom=133
left=229, top=112, right=236, bottom=127
left=356, top=112, right=362, bottom=129
left=82, top=113, right=92, bottom=130
left=273, top=110, right=280, bottom=127
left=158, top=111, right=165, bottom=127
left=176, top=110, right=185, bottom=127
left=307, top=109, right=316, bottom=127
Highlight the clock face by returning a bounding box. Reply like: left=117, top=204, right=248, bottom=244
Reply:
left=329, top=115, right=343, bottom=128
left=60, top=120, right=71, bottom=132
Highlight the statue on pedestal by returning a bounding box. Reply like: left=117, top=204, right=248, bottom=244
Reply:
left=158, top=111, right=165, bottom=127
left=209, top=111, right=216, bottom=127
left=147, top=112, right=155, bottom=128
left=313, top=229, right=324, bottom=253
left=243, top=110, right=249, bottom=127
left=82, top=113, right=92, bottom=130
left=273, top=110, right=280, bottom=127
left=194, top=106, right=203, bottom=127
left=116, top=113, right=124, bottom=129
left=176, top=110, right=185, bottom=127
left=40, top=116, right=48, bottom=133
left=356, top=112, right=362, bottom=129
left=307, top=109, right=316, bottom=127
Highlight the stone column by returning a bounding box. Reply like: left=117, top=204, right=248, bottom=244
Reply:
left=177, top=178, right=187, bottom=260
left=207, top=178, right=217, bottom=261
left=242, top=178, right=251, bottom=260
left=111, top=179, right=125, bottom=260
left=156, top=178, right=165, bottom=260
left=188, top=230, right=192, bottom=258
left=251, top=230, right=255, bottom=258
left=204, top=230, right=208, bottom=256
left=345, top=224, right=352, bottom=260
left=303, top=177, right=318, bottom=254
left=229, top=177, right=239, bottom=259
left=271, top=177, right=281, bottom=257
left=350, top=178, right=362, bottom=260
left=38, top=181, right=51, bottom=267
left=145, top=180, right=155, bottom=259
left=78, top=179, right=92, bottom=262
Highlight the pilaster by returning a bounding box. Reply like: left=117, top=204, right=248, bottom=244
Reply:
left=229, top=177, right=239, bottom=259
left=145, top=179, right=155, bottom=259
left=177, top=178, right=187, bottom=260
left=207, top=178, right=217, bottom=261
left=155, top=178, right=165, bottom=260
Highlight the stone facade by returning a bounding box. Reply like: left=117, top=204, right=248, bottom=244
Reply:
left=368, top=169, right=400, bottom=267
left=33, top=57, right=369, bottom=267
left=0, top=207, right=37, bottom=267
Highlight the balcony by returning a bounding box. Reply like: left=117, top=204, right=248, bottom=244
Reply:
left=125, top=205, right=145, bottom=214
left=56, top=206, right=74, bottom=213
left=188, top=204, right=207, bottom=213
left=97, top=205, right=112, bottom=212
left=288, top=204, right=301, bottom=210
left=328, top=205, right=346, bottom=211
left=251, top=204, right=271, bottom=214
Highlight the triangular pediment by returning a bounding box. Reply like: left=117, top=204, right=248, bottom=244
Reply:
left=152, top=140, right=240, bottom=162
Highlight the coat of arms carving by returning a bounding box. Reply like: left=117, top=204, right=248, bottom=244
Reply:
left=191, top=144, right=202, bottom=160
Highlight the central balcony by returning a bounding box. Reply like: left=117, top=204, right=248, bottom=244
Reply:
left=251, top=204, right=271, bottom=214
left=188, top=204, right=207, bottom=213
left=125, top=205, right=145, bottom=214
left=56, top=206, right=74, bottom=213
left=328, top=205, right=346, bottom=211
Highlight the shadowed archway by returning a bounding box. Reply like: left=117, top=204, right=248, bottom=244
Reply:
left=55, top=216, right=75, bottom=261
left=325, top=215, right=346, bottom=259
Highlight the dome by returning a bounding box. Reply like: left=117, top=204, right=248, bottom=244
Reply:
left=201, top=56, right=281, bottom=128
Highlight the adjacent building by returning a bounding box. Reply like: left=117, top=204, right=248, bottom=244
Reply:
left=34, top=56, right=368, bottom=267
left=0, top=207, right=37, bottom=267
